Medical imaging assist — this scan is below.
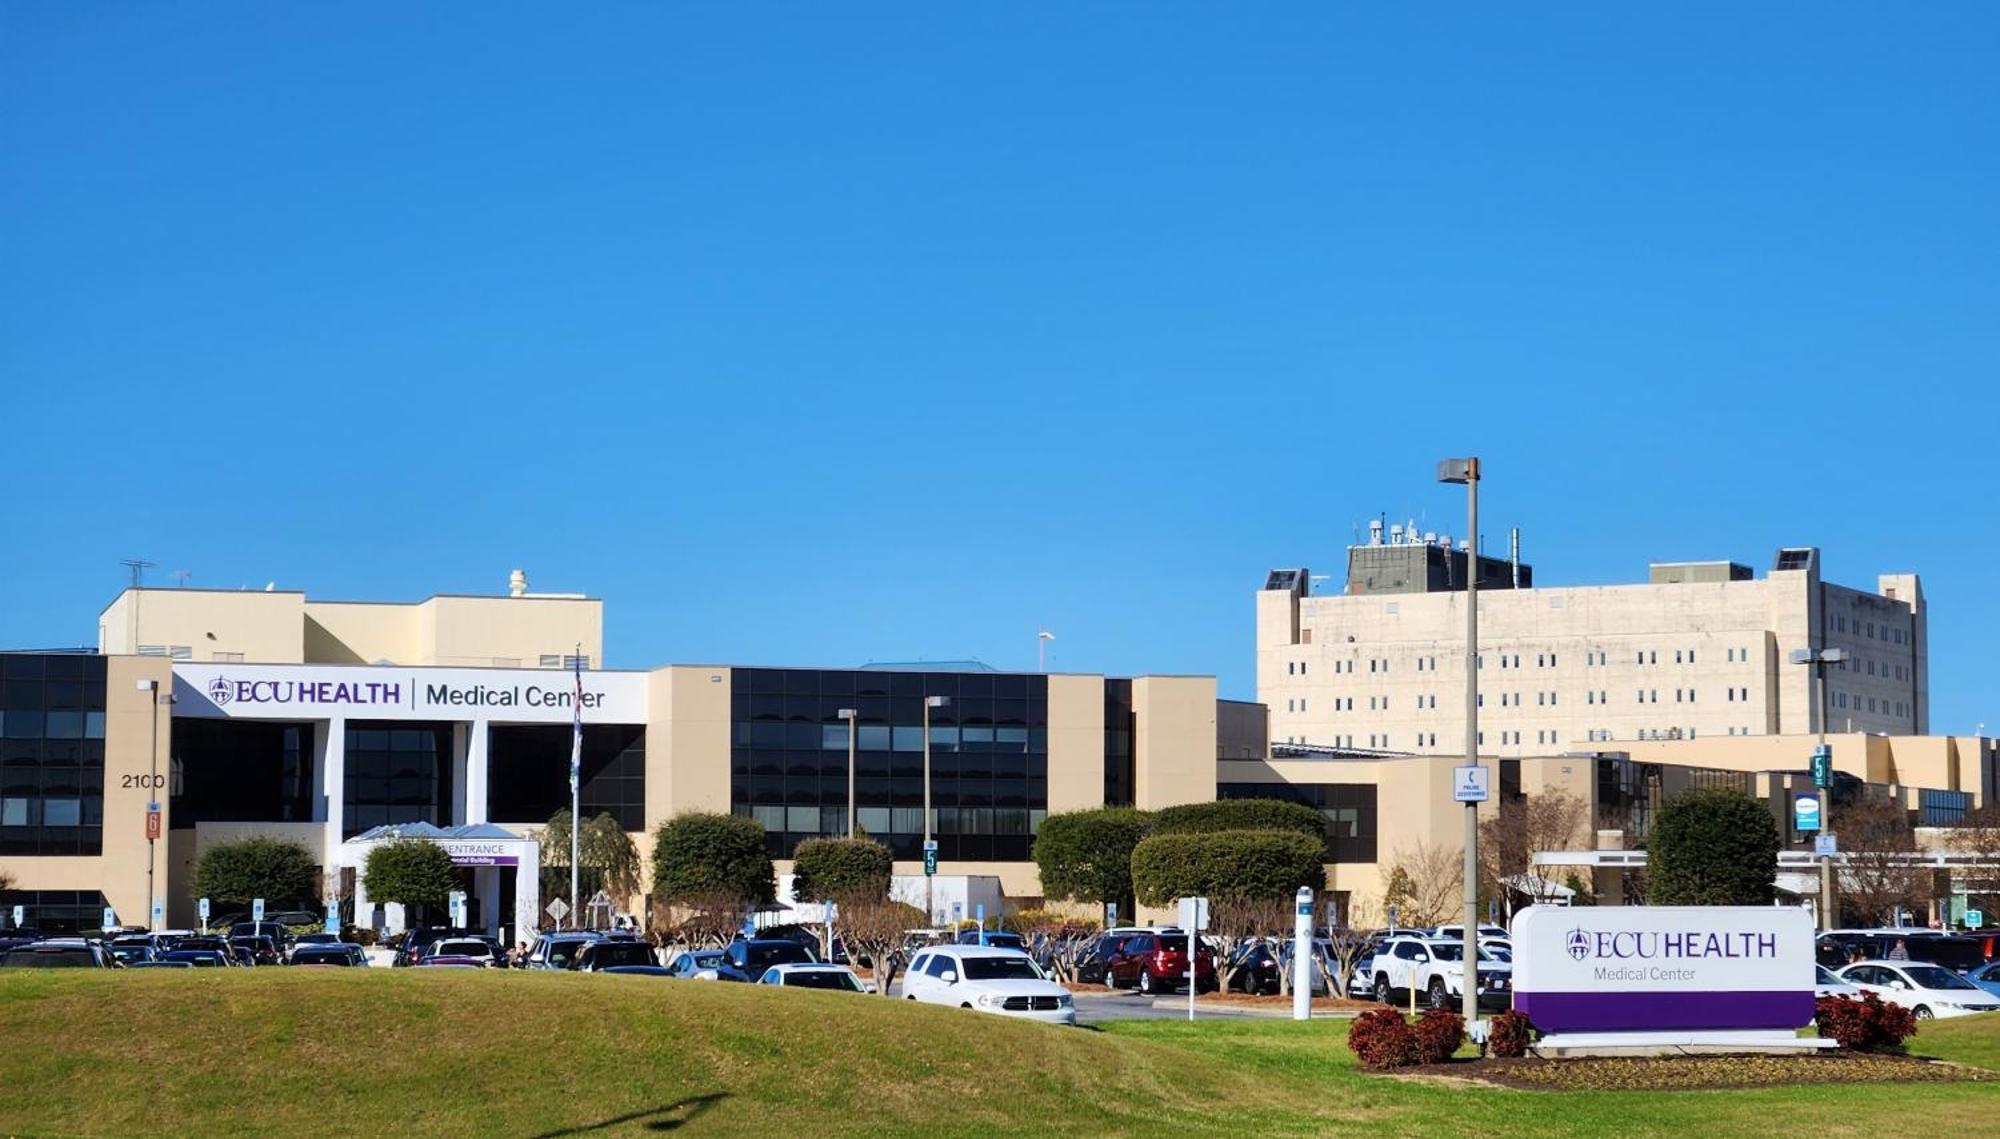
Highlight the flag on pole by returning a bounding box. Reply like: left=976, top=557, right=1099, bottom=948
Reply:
left=570, top=653, right=583, bottom=794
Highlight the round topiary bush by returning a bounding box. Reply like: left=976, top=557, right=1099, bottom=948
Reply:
left=1486, top=1010, right=1536, bottom=1058
left=1347, top=1007, right=1420, bottom=1070
left=1412, top=1007, right=1465, bottom=1064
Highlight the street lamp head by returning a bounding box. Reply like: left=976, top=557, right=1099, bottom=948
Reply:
left=1436, top=457, right=1480, bottom=485
left=1788, top=649, right=1812, bottom=666
left=925, top=696, right=949, bottom=708
left=1820, top=648, right=1849, bottom=664
left=836, top=708, right=858, bottom=720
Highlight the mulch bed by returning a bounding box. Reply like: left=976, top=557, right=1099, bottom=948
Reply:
left=1392, top=1052, right=1992, bottom=1092
left=1066, top=982, right=1371, bottom=1011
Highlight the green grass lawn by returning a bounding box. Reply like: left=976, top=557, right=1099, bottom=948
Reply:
left=2, top=969, right=1998, bottom=1138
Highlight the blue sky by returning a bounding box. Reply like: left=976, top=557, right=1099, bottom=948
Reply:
left=3, top=5, right=1996, bottom=728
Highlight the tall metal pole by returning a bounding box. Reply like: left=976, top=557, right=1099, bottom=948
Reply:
left=570, top=647, right=582, bottom=929
left=923, top=696, right=945, bottom=924
left=1461, top=459, right=1481, bottom=1026
left=146, top=679, right=159, bottom=928
left=1816, top=663, right=1833, bottom=931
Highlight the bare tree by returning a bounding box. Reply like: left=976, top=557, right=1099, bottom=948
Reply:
left=1381, top=841, right=1463, bottom=929
left=1012, top=910, right=1097, bottom=984
left=1480, top=790, right=1590, bottom=909
left=834, top=897, right=923, bottom=995
left=650, top=891, right=747, bottom=953
left=1320, top=894, right=1378, bottom=998
left=1834, top=795, right=1933, bottom=926
left=1949, top=805, right=2000, bottom=920
left=1207, top=895, right=1289, bottom=996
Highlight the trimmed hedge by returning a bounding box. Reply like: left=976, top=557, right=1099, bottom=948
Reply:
left=1348, top=1007, right=1419, bottom=1069
left=1412, top=1008, right=1465, bottom=1064
left=651, top=811, right=776, bottom=905
left=1033, top=807, right=1153, bottom=907
left=1486, top=1010, right=1535, bottom=1058
left=1149, top=799, right=1327, bottom=842
left=1648, top=786, right=1780, bottom=906
left=1129, top=829, right=1326, bottom=907
left=791, top=837, right=893, bottom=902
left=1815, top=993, right=1918, bottom=1053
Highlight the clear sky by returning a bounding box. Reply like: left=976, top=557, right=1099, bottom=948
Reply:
left=3, top=6, right=1996, bottom=729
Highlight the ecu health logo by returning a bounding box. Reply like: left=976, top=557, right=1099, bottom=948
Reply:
left=1566, top=928, right=1592, bottom=961
left=206, top=676, right=233, bottom=705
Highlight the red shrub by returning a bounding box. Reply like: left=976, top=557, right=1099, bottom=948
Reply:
left=1347, top=1007, right=1420, bottom=1070
left=1814, top=993, right=1919, bottom=1053
left=1413, top=1008, right=1465, bottom=1064
left=1486, top=1010, right=1536, bottom=1058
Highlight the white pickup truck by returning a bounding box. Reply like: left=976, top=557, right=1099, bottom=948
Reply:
left=1367, top=935, right=1513, bottom=1011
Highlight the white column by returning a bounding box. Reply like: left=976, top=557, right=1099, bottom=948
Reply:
left=319, top=718, right=346, bottom=868
left=463, top=722, right=489, bottom=826
left=515, top=839, right=541, bottom=941
left=352, top=857, right=374, bottom=933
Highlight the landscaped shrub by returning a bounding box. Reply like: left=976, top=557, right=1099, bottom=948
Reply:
left=1412, top=1008, right=1465, bottom=1064
left=1486, top=1010, right=1535, bottom=1058
left=1347, top=1007, right=1419, bottom=1070
left=1815, top=993, right=1919, bottom=1053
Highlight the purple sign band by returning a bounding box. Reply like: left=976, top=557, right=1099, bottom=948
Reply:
left=1515, top=990, right=1814, bottom=1033
left=449, top=856, right=518, bottom=867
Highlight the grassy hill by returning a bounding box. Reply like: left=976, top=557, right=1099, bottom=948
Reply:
left=2, top=970, right=1999, bottom=1138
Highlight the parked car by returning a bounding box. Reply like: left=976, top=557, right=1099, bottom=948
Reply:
left=1367, top=935, right=1512, bottom=1011
left=1, top=940, right=117, bottom=968
left=1817, top=932, right=1985, bottom=973
left=1074, top=932, right=1139, bottom=985
left=600, top=965, right=676, bottom=977
left=718, top=938, right=818, bottom=983
left=424, top=938, right=503, bottom=967
left=415, top=955, right=489, bottom=968
left=1104, top=930, right=1216, bottom=995
left=228, top=921, right=295, bottom=954
left=523, top=932, right=602, bottom=970
left=1431, top=924, right=1511, bottom=944
left=664, top=950, right=728, bottom=979
left=903, top=945, right=1075, bottom=1025
left=955, top=930, right=1028, bottom=951
left=107, top=938, right=157, bottom=966
left=1816, top=964, right=1862, bottom=998
left=129, top=960, right=195, bottom=969
left=1224, top=942, right=1284, bottom=995
left=289, top=932, right=345, bottom=959
left=160, top=949, right=231, bottom=967
left=1965, top=961, right=2000, bottom=999
left=759, top=963, right=869, bottom=992
left=1836, top=960, right=2000, bottom=1019
left=291, top=944, right=368, bottom=967
left=394, top=926, right=483, bottom=968
left=229, top=935, right=283, bottom=967
left=572, top=940, right=659, bottom=972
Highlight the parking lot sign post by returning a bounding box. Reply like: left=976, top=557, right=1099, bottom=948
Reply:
left=1292, top=886, right=1314, bottom=1021
left=102, top=906, right=115, bottom=931
left=1178, top=896, right=1210, bottom=1022
left=198, top=897, right=210, bottom=933
left=253, top=897, right=265, bottom=923
left=923, top=839, right=938, bottom=878
left=1967, top=909, right=1986, bottom=929
left=9, top=905, right=21, bottom=929
left=546, top=896, right=570, bottom=930
left=150, top=896, right=164, bottom=931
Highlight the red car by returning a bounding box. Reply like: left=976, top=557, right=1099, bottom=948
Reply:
left=1105, top=930, right=1216, bottom=995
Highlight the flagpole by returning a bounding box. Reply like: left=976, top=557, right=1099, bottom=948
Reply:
left=570, top=643, right=582, bottom=927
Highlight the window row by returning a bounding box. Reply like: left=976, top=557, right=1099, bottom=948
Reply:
left=736, top=669, right=1047, bottom=700
left=733, top=722, right=1043, bottom=753
left=1834, top=615, right=1908, bottom=644
left=0, top=711, right=108, bottom=740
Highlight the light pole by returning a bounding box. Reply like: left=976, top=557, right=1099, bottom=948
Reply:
left=1438, top=456, right=1481, bottom=1026
left=923, top=695, right=948, bottom=924
left=837, top=708, right=859, bottom=838
left=136, top=678, right=173, bottom=929
left=1790, top=646, right=1848, bottom=930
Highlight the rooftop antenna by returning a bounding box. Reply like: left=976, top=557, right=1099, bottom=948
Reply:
left=171, top=569, right=191, bottom=588
left=120, top=559, right=156, bottom=587
left=1037, top=629, right=1055, bottom=673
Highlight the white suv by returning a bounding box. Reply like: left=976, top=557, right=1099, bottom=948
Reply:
left=1368, top=936, right=1512, bottom=1011
left=903, top=945, right=1076, bottom=1025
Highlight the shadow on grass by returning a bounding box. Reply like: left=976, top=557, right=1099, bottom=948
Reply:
left=528, top=1093, right=730, bottom=1136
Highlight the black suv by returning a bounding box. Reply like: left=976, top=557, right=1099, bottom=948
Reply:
left=395, top=927, right=481, bottom=968
left=0, top=940, right=115, bottom=968
left=573, top=940, right=660, bottom=972
left=720, top=938, right=818, bottom=982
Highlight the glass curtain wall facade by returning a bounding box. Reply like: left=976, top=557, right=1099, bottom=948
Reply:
left=1217, top=781, right=1378, bottom=863
left=487, top=724, right=646, bottom=831
left=343, top=721, right=452, bottom=837
left=730, top=669, right=1049, bottom=861
left=0, top=653, right=107, bottom=857
left=169, top=719, right=314, bottom=827
left=1103, top=679, right=1134, bottom=807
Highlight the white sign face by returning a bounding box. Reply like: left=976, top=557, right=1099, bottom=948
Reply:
left=1453, top=765, right=1489, bottom=803
left=1512, top=906, right=1815, bottom=1033
left=545, top=897, right=571, bottom=921
left=172, top=663, right=649, bottom=724
left=1177, top=896, right=1211, bottom=931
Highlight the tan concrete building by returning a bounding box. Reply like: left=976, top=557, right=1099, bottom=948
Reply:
left=97, top=572, right=603, bottom=669
left=1259, top=539, right=1926, bottom=757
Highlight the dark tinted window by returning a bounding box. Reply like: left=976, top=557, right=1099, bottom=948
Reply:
left=343, top=721, right=452, bottom=837
left=783, top=969, right=862, bottom=991
left=587, top=942, right=657, bottom=968
left=487, top=724, right=646, bottom=831
left=171, top=719, right=314, bottom=827
left=1, top=946, right=99, bottom=968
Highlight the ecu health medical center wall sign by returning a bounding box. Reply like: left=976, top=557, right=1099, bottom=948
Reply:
left=1511, top=905, right=1820, bottom=1052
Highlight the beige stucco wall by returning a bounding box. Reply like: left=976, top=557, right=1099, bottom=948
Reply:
left=1045, top=674, right=1105, bottom=814
left=99, top=589, right=306, bottom=663
left=417, top=596, right=603, bottom=668
left=1610, top=732, right=1992, bottom=807
left=302, top=603, right=421, bottom=665
left=1257, top=561, right=1924, bottom=756
left=649, top=665, right=733, bottom=823
left=1131, top=676, right=1217, bottom=810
